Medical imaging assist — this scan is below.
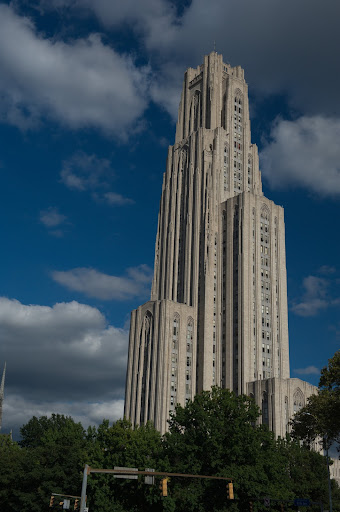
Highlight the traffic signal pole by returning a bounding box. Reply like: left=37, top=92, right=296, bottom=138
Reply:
left=79, top=464, right=89, bottom=512
left=79, top=465, right=233, bottom=511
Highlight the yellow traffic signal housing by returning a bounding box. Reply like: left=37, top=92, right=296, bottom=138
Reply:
left=159, top=477, right=169, bottom=496
left=49, top=496, right=54, bottom=507
left=74, top=499, right=79, bottom=510
left=249, top=501, right=253, bottom=511
left=227, top=482, right=234, bottom=499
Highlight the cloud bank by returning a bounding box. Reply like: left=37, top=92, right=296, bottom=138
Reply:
left=52, top=265, right=153, bottom=300
left=0, top=297, right=128, bottom=436
left=0, top=4, right=150, bottom=136
left=260, top=116, right=340, bottom=197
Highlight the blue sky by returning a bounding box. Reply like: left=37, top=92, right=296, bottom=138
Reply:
left=0, top=0, right=339, bottom=436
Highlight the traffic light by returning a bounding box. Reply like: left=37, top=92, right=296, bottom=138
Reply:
left=159, top=478, right=169, bottom=496
left=59, top=502, right=64, bottom=507
left=249, top=501, right=253, bottom=512
left=227, top=482, right=234, bottom=500
left=49, top=496, right=54, bottom=507
left=280, top=504, right=284, bottom=512
left=74, top=499, right=79, bottom=510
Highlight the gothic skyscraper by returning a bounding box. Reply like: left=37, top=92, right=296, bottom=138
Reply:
left=124, top=52, right=316, bottom=435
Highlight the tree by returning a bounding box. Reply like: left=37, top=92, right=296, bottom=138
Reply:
left=0, top=434, right=26, bottom=512
left=86, top=418, right=164, bottom=512
left=291, top=350, right=340, bottom=448
left=163, top=388, right=293, bottom=511
left=17, top=414, right=88, bottom=512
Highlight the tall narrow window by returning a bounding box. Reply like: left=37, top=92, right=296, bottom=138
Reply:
left=170, top=315, right=180, bottom=411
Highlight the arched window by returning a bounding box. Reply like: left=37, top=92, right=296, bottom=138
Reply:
left=293, top=388, right=304, bottom=414
left=170, top=314, right=180, bottom=411
left=247, top=154, right=253, bottom=190
left=189, top=90, right=201, bottom=132
left=262, top=391, right=269, bottom=425
left=285, top=396, right=289, bottom=431
left=233, top=90, right=244, bottom=194
left=186, top=318, right=194, bottom=398
left=140, top=311, right=153, bottom=424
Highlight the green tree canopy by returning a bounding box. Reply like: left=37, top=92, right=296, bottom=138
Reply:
left=291, top=350, right=340, bottom=448
left=1, top=389, right=339, bottom=512
left=162, top=388, right=292, bottom=511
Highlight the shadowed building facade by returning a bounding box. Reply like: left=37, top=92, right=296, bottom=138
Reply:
left=124, top=52, right=316, bottom=435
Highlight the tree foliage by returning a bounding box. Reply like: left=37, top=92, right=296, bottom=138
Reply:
left=291, top=350, right=340, bottom=447
left=0, top=388, right=339, bottom=511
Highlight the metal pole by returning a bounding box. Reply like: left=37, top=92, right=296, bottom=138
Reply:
left=80, top=464, right=89, bottom=512
left=325, top=436, right=332, bottom=512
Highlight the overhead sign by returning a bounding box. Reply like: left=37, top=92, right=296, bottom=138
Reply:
left=63, top=499, right=70, bottom=509
left=263, top=497, right=271, bottom=507
left=294, top=499, right=311, bottom=507
left=113, top=467, right=138, bottom=480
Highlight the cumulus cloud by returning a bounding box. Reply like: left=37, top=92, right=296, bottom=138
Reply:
left=294, top=366, right=320, bottom=376
left=63, top=0, right=340, bottom=120
left=0, top=4, right=150, bottom=135
left=39, top=207, right=68, bottom=237
left=60, top=151, right=133, bottom=205
left=4, top=0, right=340, bottom=138
left=40, top=207, right=67, bottom=227
left=318, top=265, right=336, bottom=275
left=260, top=116, right=340, bottom=196
left=60, top=151, right=113, bottom=191
left=3, top=395, right=124, bottom=438
left=51, top=264, right=153, bottom=300
left=0, top=297, right=128, bottom=436
left=291, top=275, right=329, bottom=317
left=101, top=192, right=134, bottom=206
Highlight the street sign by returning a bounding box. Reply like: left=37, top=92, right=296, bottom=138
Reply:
left=263, top=497, right=271, bottom=507
left=294, top=499, right=311, bottom=507
left=113, top=467, right=138, bottom=479
left=63, top=499, right=70, bottom=509
left=145, top=468, right=155, bottom=485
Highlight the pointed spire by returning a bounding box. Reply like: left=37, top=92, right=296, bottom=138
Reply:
left=0, top=362, right=6, bottom=432
left=0, top=361, right=6, bottom=396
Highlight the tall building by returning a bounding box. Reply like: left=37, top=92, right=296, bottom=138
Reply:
left=124, top=52, right=316, bottom=436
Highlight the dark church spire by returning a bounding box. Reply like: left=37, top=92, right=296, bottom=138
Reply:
left=0, top=362, right=6, bottom=432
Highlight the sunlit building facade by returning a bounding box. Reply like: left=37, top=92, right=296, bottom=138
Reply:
left=124, top=52, right=316, bottom=435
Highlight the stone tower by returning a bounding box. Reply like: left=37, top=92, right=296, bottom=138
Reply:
left=124, top=52, right=316, bottom=435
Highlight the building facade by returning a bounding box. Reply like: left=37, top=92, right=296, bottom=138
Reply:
left=124, top=52, right=316, bottom=435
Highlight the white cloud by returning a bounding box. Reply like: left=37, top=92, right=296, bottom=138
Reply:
left=291, top=275, right=329, bottom=317
left=3, top=0, right=340, bottom=136
left=0, top=4, right=150, bottom=136
left=2, top=395, right=124, bottom=437
left=60, top=151, right=133, bottom=205
left=68, top=0, right=340, bottom=121
left=40, top=206, right=67, bottom=227
left=51, top=265, right=153, bottom=300
left=0, top=297, right=128, bottom=436
left=102, top=192, right=134, bottom=206
left=294, top=365, right=320, bottom=376
left=260, top=116, right=340, bottom=196
left=318, top=265, right=336, bottom=275
left=60, top=151, right=113, bottom=191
